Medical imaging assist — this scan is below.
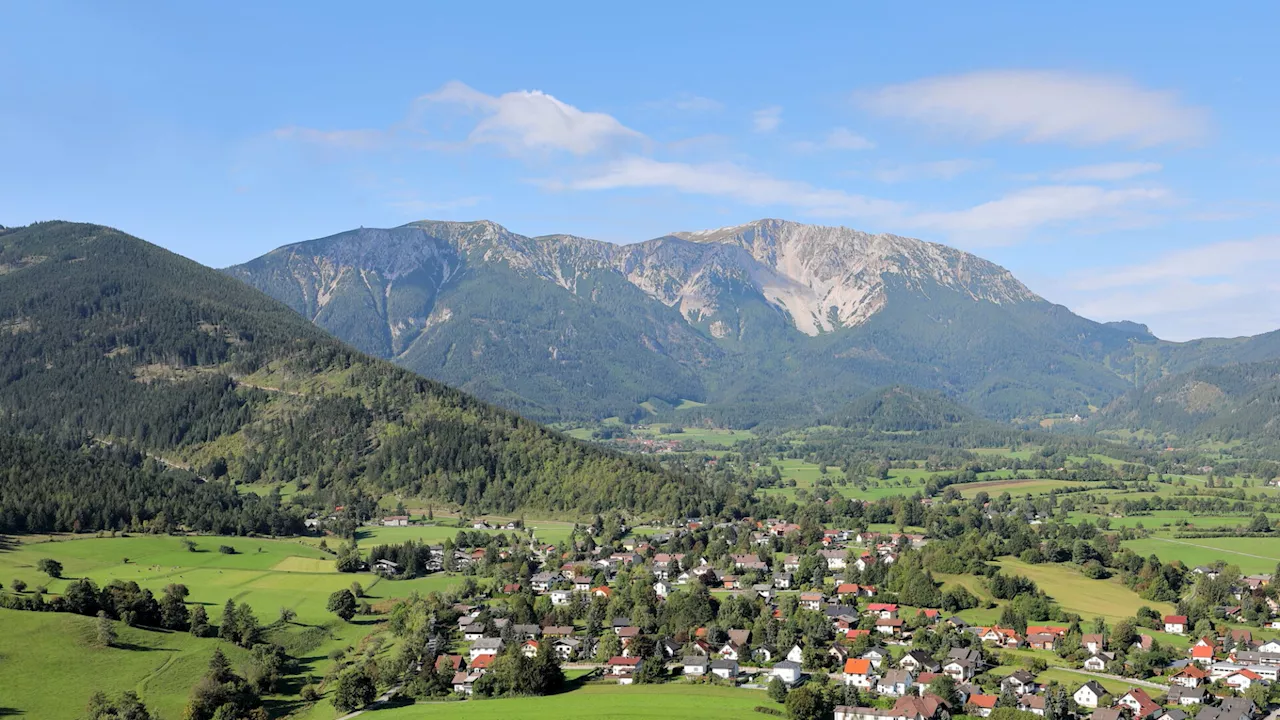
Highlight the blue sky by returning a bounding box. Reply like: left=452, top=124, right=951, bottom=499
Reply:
left=3, top=2, right=1278, bottom=340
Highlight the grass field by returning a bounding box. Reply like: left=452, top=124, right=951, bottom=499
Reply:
left=0, top=607, right=236, bottom=719
left=1123, top=536, right=1280, bottom=575
left=353, top=520, right=575, bottom=546
left=0, top=533, right=458, bottom=718
left=639, top=425, right=756, bottom=447
left=956, top=479, right=1096, bottom=498
left=1068, top=511, right=1280, bottom=531
left=1036, top=668, right=1136, bottom=694
left=360, top=683, right=779, bottom=719
left=996, top=558, right=1174, bottom=622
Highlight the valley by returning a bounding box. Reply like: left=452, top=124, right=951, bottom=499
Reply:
left=3, top=219, right=1280, bottom=720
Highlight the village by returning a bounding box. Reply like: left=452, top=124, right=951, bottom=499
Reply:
left=359, top=511, right=1280, bottom=720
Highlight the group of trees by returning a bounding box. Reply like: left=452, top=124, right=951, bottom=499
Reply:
left=183, top=649, right=268, bottom=720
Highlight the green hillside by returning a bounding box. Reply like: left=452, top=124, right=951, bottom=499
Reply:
left=0, top=222, right=726, bottom=523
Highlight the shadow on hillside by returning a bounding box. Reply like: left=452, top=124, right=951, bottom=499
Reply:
left=112, top=641, right=167, bottom=652
left=375, top=696, right=415, bottom=710
left=262, top=697, right=308, bottom=717
left=558, top=671, right=597, bottom=693
left=0, top=535, right=17, bottom=553
left=0, top=707, right=23, bottom=716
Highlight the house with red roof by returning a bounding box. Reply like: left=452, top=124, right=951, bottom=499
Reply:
left=968, top=694, right=998, bottom=717
left=1118, top=688, right=1161, bottom=719
left=843, top=658, right=875, bottom=688
left=1172, top=664, right=1208, bottom=687
left=1163, top=615, right=1188, bottom=634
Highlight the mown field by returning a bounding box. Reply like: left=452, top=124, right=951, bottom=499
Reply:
left=360, top=683, right=779, bottom=719
left=351, top=520, right=576, bottom=547
left=1122, top=536, right=1280, bottom=575
left=996, top=557, right=1175, bottom=623
left=0, top=533, right=460, bottom=718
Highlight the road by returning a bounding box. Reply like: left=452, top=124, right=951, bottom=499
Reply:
left=335, top=683, right=403, bottom=720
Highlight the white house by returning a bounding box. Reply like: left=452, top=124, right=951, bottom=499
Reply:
left=876, top=669, right=913, bottom=697
left=710, top=659, right=739, bottom=680
left=550, top=589, right=572, bottom=606
left=786, top=644, right=804, bottom=664
left=1083, top=653, right=1110, bottom=671
left=1227, top=669, right=1262, bottom=690
left=862, top=648, right=889, bottom=669
left=469, top=638, right=504, bottom=660
left=843, top=659, right=876, bottom=688
left=1164, top=615, right=1188, bottom=634
left=820, top=549, right=847, bottom=570
left=683, top=656, right=708, bottom=676
left=1074, top=681, right=1105, bottom=709
left=771, top=660, right=803, bottom=685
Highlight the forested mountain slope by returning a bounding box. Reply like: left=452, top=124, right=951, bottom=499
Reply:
left=1097, top=358, right=1280, bottom=454
left=229, top=218, right=1280, bottom=426
left=0, top=222, right=726, bottom=520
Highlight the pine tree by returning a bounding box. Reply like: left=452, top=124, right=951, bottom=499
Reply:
left=218, top=598, right=239, bottom=641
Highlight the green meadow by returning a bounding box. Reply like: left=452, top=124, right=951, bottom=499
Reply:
left=0, top=533, right=461, bottom=718
left=1122, top=536, right=1280, bottom=575
left=360, top=683, right=779, bottom=720
left=956, top=478, right=1098, bottom=498
left=996, top=557, right=1175, bottom=623
left=353, top=519, right=575, bottom=546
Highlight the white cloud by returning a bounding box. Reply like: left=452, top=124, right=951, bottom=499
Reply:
left=1048, top=161, right=1163, bottom=182
left=556, top=157, right=904, bottom=218
left=794, top=127, right=877, bottom=153
left=274, top=82, right=642, bottom=157
left=1053, top=237, right=1280, bottom=339
left=864, top=70, right=1208, bottom=146
left=826, top=127, right=876, bottom=150
left=422, top=81, right=644, bottom=156
left=272, top=126, right=392, bottom=150
left=909, top=185, right=1169, bottom=241
left=871, top=159, right=983, bottom=183
left=1073, top=237, right=1280, bottom=291
left=753, top=106, right=783, bottom=133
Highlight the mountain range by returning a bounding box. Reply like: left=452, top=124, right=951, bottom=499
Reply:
left=227, top=218, right=1280, bottom=428
left=0, top=221, right=725, bottom=518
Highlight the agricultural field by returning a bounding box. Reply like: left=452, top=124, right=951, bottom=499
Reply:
left=1067, top=511, right=1280, bottom=531
left=996, top=558, right=1174, bottom=623
left=638, top=424, right=756, bottom=447
left=0, top=533, right=456, bottom=718
left=955, top=478, right=1098, bottom=498
left=353, top=519, right=576, bottom=546
left=1122, top=536, right=1280, bottom=575
left=360, top=683, right=779, bottom=720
